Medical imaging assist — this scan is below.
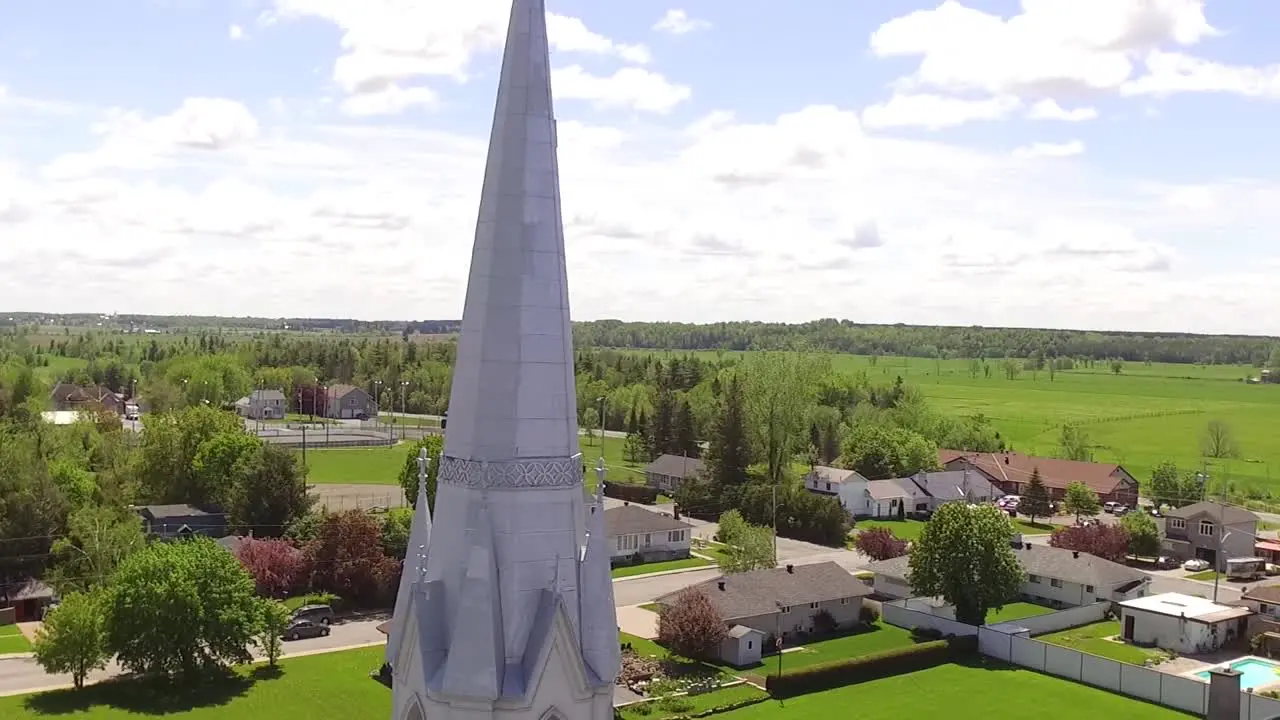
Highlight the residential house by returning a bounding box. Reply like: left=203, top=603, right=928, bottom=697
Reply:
left=235, top=389, right=286, bottom=420
left=864, top=478, right=931, bottom=518
left=50, top=382, right=127, bottom=415
left=804, top=465, right=995, bottom=519
left=656, top=561, right=873, bottom=666
left=134, top=504, right=228, bottom=539
left=604, top=505, right=693, bottom=565
left=866, top=543, right=1150, bottom=608
left=1160, top=501, right=1258, bottom=569
left=325, top=384, right=377, bottom=420
left=940, top=450, right=1140, bottom=506
left=1118, top=593, right=1251, bottom=654
left=643, top=454, right=704, bottom=493
left=0, top=579, right=55, bottom=623
left=803, top=466, right=867, bottom=497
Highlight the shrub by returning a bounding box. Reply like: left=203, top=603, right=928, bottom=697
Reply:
left=604, top=483, right=660, bottom=504
left=657, top=588, right=727, bottom=660
left=765, top=636, right=976, bottom=697
left=853, top=527, right=909, bottom=561
left=235, top=537, right=304, bottom=598
left=911, top=626, right=943, bottom=642
left=811, top=609, right=838, bottom=636
left=859, top=605, right=880, bottom=625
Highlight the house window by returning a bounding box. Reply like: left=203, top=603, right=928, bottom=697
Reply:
left=1028, top=575, right=1041, bottom=584
left=840, top=598, right=849, bottom=605
left=825, top=482, right=831, bottom=491
left=1261, top=604, right=1270, bottom=614
left=1169, top=518, right=1185, bottom=530
left=1050, top=579, right=1063, bottom=588
left=780, top=605, right=792, bottom=613
left=1199, top=520, right=1215, bottom=536
left=667, top=530, right=685, bottom=543
left=1085, top=585, right=1095, bottom=594
left=617, top=535, right=638, bottom=551
left=644, top=534, right=652, bottom=547
left=809, top=602, right=819, bottom=610
left=747, top=640, right=753, bottom=650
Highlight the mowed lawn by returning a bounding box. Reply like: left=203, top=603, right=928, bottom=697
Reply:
left=855, top=518, right=1056, bottom=543
left=671, top=350, right=1280, bottom=496
left=0, top=647, right=391, bottom=719
left=1037, top=621, right=1165, bottom=665
left=612, top=556, right=712, bottom=578
left=304, top=446, right=406, bottom=485
left=0, top=624, right=32, bottom=654
left=775, top=621, right=917, bottom=673
left=986, top=602, right=1056, bottom=624
left=715, top=661, right=1192, bottom=719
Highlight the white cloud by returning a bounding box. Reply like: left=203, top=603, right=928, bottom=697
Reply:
left=546, top=14, right=651, bottom=64
left=653, top=9, right=710, bottom=35
left=1013, top=140, right=1085, bottom=158
left=868, top=0, right=1223, bottom=98
left=1026, top=99, right=1098, bottom=121
left=862, top=94, right=1022, bottom=130
left=1121, top=51, right=1280, bottom=98
left=229, top=24, right=245, bottom=40
left=552, top=66, right=691, bottom=114
left=339, top=85, right=437, bottom=116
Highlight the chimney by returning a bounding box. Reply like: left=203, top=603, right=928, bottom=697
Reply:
left=1206, top=667, right=1242, bottom=720
left=786, top=564, right=794, bottom=574
left=1072, top=551, right=1079, bottom=559
left=717, top=581, right=725, bottom=591
left=1004, top=455, right=1010, bottom=465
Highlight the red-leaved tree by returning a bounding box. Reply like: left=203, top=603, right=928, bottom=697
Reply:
left=656, top=588, right=727, bottom=660
left=1048, top=523, right=1130, bottom=563
left=302, top=510, right=401, bottom=607
left=236, top=537, right=305, bottom=598
left=853, top=527, right=910, bottom=561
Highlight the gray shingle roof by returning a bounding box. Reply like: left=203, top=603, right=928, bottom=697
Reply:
left=867, top=478, right=913, bottom=500
left=643, top=454, right=704, bottom=479
left=604, top=505, right=692, bottom=536
left=135, top=504, right=212, bottom=519
left=658, top=562, right=872, bottom=620
left=906, top=470, right=996, bottom=502
left=250, top=389, right=286, bottom=402
left=1165, top=501, right=1256, bottom=525
left=866, top=545, right=1146, bottom=590
left=807, top=466, right=865, bottom=485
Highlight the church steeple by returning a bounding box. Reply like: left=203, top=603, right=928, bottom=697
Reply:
left=385, top=448, right=434, bottom=667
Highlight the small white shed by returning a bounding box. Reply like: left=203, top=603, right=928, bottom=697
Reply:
left=1118, top=593, right=1253, bottom=655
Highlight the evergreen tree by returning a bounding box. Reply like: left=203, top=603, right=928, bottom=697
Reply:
left=809, top=423, right=821, bottom=456
left=626, top=404, right=639, bottom=435
left=704, top=374, right=751, bottom=486
left=650, top=388, right=677, bottom=457
left=674, top=399, right=699, bottom=458
left=1021, top=468, right=1052, bottom=523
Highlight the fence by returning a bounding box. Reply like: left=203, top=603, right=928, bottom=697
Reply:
left=881, top=599, right=977, bottom=637
left=978, top=625, right=1280, bottom=719
left=310, top=491, right=408, bottom=512
left=988, top=602, right=1109, bottom=636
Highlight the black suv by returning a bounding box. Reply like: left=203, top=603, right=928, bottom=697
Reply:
left=291, top=604, right=335, bottom=626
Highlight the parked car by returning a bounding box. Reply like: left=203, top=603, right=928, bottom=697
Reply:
left=1113, top=505, right=1130, bottom=516
left=1103, top=502, right=1119, bottom=514
left=283, top=619, right=329, bottom=641
left=1154, top=556, right=1179, bottom=569
left=1146, top=506, right=1162, bottom=517
left=1183, top=559, right=1211, bottom=572
left=291, top=604, right=335, bottom=626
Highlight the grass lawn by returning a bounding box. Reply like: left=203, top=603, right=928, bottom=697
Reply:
left=715, top=660, right=1191, bottom=719
left=619, top=632, right=731, bottom=680
left=0, top=624, right=32, bottom=654
left=693, top=544, right=732, bottom=565
left=774, top=621, right=917, bottom=674
left=985, top=602, right=1056, bottom=624
left=304, top=446, right=406, bottom=485
left=1036, top=621, right=1165, bottom=665
left=854, top=519, right=926, bottom=540
left=380, top=414, right=438, bottom=428
left=1011, top=519, right=1059, bottom=535
left=613, top=556, right=713, bottom=578
left=0, top=647, right=391, bottom=719
left=617, top=683, right=768, bottom=720
left=1186, top=570, right=1224, bottom=582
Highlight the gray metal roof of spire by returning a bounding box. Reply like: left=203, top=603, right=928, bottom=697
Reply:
left=442, top=0, right=579, bottom=465
left=384, top=451, right=434, bottom=666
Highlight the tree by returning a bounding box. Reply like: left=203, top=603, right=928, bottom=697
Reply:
left=742, top=353, right=828, bottom=484
left=909, top=503, right=1022, bottom=626
left=105, top=537, right=262, bottom=678
left=226, top=443, right=313, bottom=536
left=235, top=537, right=304, bottom=598
left=718, top=523, right=776, bottom=573
left=45, top=505, right=146, bottom=595
left=302, top=510, right=401, bottom=608
left=191, top=431, right=261, bottom=508
left=673, top=399, right=699, bottom=458
left=1048, top=523, right=1129, bottom=563
left=380, top=506, right=413, bottom=560
left=853, top=527, right=909, bottom=561
left=1149, top=461, right=1181, bottom=509
left=1121, top=512, right=1161, bottom=558
left=716, top=509, right=749, bottom=545
left=839, top=424, right=937, bottom=480
left=133, top=405, right=244, bottom=505
left=398, top=434, right=443, bottom=509
left=622, top=431, right=646, bottom=464
left=703, top=374, right=752, bottom=486
left=1201, top=420, right=1240, bottom=460
left=257, top=599, right=291, bottom=668
left=1019, top=468, right=1052, bottom=523
left=32, top=590, right=109, bottom=689
left=1058, top=423, right=1090, bottom=462
left=656, top=588, right=727, bottom=660
left=582, top=407, right=600, bottom=445
left=1062, top=482, right=1101, bottom=523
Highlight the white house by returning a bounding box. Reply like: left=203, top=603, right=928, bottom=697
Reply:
left=867, top=543, right=1150, bottom=608
left=805, top=466, right=997, bottom=519
left=1118, top=593, right=1252, bottom=655
left=604, top=505, right=692, bottom=565
left=803, top=466, right=867, bottom=498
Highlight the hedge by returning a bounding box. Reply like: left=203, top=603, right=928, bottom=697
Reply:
left=604, top=483, right=660, bottom=504
left=764, top=635, right=978, bottom=698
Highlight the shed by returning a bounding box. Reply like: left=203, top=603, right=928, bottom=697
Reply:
left=719, top=624, right=766, bottom=668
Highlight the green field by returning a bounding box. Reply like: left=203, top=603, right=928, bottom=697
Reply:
left=304, top=446, right=405, bottom=485
left=0, top=624, right=32, bottom=654
left=672, top=351, right=1280, bottom=496
left=0, top=647, right=389, bottom=719
left=714, top=661, right=1191, bottom=719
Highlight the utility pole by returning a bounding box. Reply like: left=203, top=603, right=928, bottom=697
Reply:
left=597, top=396, right=607, bottom=456
left=772, top=484, right=779, bottom=566
left=401, top=381, right=409, bottom=440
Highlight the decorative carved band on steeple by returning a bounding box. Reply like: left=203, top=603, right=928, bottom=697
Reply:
left=438, top=454, right=584, bottom=489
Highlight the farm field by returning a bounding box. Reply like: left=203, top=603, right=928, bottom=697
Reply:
left=653, top=350, right=1280, bottom=496
left=713, top=661, right=1192, bottom=719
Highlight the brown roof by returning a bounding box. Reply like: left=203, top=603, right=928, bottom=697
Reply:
left=1245, top=586, right=1280, bottom=604
left=605, top=505, right=692, bottom=536
left=941, top=450, right=1132, bottom=495
left=657, top=562, right=872, bottom=620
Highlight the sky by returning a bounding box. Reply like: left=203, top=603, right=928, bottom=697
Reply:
left=1, top=0, right=1279, bottom=335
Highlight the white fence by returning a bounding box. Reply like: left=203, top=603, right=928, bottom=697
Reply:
left=979, top=625, right=1280, bottom=719
left=989, top=602, right=1109, bottom=636
left=881, top=599, right=976, bottom=637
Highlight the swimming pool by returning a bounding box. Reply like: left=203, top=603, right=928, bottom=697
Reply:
left=1196, top=658, right=1280, bottom=690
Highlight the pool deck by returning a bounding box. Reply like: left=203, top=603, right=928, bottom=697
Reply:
left=1181, top=655, right=1280, bottom=692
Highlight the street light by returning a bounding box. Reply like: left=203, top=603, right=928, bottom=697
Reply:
left=400, top=381, right=410, bottom=440
left=595, top=396, right=607, bottom=457
left=374, top=379, right=384, bottom=431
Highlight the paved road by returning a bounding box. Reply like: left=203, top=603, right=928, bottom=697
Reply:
left=0, top=616, right=390, bottom=698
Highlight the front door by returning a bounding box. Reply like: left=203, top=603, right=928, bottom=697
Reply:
left=1123, top=615, right=1135, bottom=641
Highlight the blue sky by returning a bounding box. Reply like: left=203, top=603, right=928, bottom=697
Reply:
left=1, top=1, right=1279, bottom=333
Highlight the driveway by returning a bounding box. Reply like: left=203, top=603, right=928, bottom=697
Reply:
left=616, top=605, right=659, bottom=639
